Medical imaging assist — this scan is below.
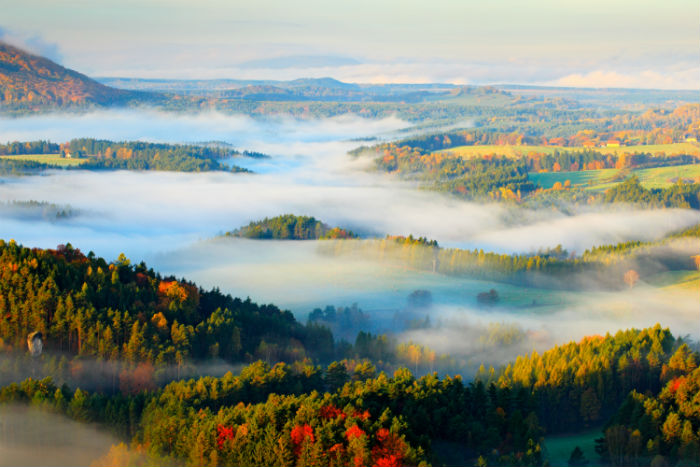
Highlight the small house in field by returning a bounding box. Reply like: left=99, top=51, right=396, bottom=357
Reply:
left=685, top=136, right=697, bottom=143
left=606, top=140, right=621, bottom=147
left=64, top=152, right=72, bottom=159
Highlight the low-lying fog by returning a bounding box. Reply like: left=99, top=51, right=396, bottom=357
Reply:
left=0, top=405, right=120, bottom=467
left=153, top=238, right=700, bottom=347
left=1, top=110, right=698, bottom=353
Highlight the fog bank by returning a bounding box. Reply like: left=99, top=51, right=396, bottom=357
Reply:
left=0, top=405, right=119, bottom=467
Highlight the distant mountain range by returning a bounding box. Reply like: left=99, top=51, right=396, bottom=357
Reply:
left=1, top=40, right=696, bottom=114
left=98, top=75, right=460, bottom=103
left=0, top=41, right=153, bottom=107
left=0, top=42, right=455, bottom=107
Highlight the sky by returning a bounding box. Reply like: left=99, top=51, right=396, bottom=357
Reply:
left=0, top=0, right=698, bottom=88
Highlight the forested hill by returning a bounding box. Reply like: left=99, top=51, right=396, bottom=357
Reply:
left=0, top=240, right=334, bottom=368
left=1, top=326, right=696, bottom=467
left=0, top=41, right=153, bottom=107
left=226, top=214, right=358, bottom=239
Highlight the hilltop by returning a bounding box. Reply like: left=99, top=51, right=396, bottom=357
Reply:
left=0, top=41, right=153, bottom=108
left=226, top=214, right=358, bottom=239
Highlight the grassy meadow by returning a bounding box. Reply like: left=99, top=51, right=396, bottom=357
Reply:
left=439, top=142, right=700, bottom=159
left=649, top=270, right=700, bottom=292
left=0, top=153, right=86, bottom=166
left=529, top=163, right=700, bottom=190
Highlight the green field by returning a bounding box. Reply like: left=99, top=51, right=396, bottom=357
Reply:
left=0, top=153, right=86, bottom=166
left=633, top=164, right=700, bottom=188
left=438, top=142, right=700, bottom=159
left=441, top=144, right=559, bottom=158
left=529, top=163, right=700, bottom=191
left=529, top=168, right=620, bottom=190
left=647, top=270, right=700, bottom=292
left=544, top=427, right=602, bottom=467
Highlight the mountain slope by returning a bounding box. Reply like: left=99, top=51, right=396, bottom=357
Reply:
left=0, top=41, right=148, bottom=107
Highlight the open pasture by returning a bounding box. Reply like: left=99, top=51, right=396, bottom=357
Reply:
left=0, top=153, right=86, bottom=166
left=529, top=163, right=700, bottom=190
left=438, top=142, right=700, bottom=159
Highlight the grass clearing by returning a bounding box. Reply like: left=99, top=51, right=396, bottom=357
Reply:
left=544, top=427, right=602, bottom=467
left=529, top=163, right=700, bottom=191
left=437, top=142, right=700, bottom=159
left=0, top=154, right=86, bottom=166
left=529, top=169, right=620, bottom=190
left=440, top=144, right=559, bottom=159
left=633, top=164, right=700, bottom=188
left=596, top=142, right=700, bottom=156
left=647, top=270, right=700, bottom=292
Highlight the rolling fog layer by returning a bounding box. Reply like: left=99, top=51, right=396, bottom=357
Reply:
left=154, top=238, right=700, bottom=347
left=0, top=110, right=698, bottom=353
left=1, top=111, right=698, bottom=258
left=0, top=405, right=120, bottom=467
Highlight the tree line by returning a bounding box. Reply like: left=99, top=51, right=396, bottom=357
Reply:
left=64, top=138, right=247, bottom=172
left=0, top=140, right=59, bottom=155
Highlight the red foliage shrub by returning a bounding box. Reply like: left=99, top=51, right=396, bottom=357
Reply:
left=291, top=424, right=315, bottom=455
left=669, top=377, right=685, bottom=393
left=353, top=410, right=371, bottom=421
left=216, top=424, right=235, bottom=450
left=346, top=424, right=366, bottom=441
left=371, top=428, right=406, bottom=467
left=320, top=404, right=345, bottom=420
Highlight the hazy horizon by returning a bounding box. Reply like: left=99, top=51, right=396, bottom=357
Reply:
left=1, top=0, right=698, bottom=90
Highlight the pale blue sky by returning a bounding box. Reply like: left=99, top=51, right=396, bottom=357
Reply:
left=1, top=0, right=698, bottom=88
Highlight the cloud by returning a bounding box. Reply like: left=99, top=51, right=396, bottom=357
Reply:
left=237, top=55, right=361, bottom=69
left=548, top=68, right=700, bottom=90
left=467, top=209, right=700, bottom=254
left=96, top=58, right=700, bottom=90
left=0, top=27, right=63, bottom=63
left=0, top=110, right=409, bottom=146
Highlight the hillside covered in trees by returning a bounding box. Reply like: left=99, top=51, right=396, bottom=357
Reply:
left=1, top=323, right=696, bottom=466
left=600, top=359, right=700, bottom=466
left=0, top=41, right=154, bottom=108
left=0, top=240, right=335, bottom=372
left=356, top=107, right=700, bottom=207
left=226, top=214, right=357, bottom=240
left=0, top=238, right=697, bottom=466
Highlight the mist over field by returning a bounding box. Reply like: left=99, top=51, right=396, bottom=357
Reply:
left=150, top=237, right=700, bottom=361
left=0, top=110, right=410, bottom=148
left=398, top=284, right=700, bottom=361
left=6, top=168, right=697, bottom=260
left=1, top=111, right=698, bottom=355
left=1, top=112, right=698, bottom=256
